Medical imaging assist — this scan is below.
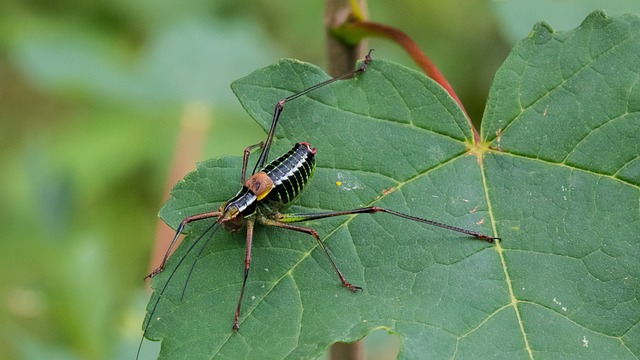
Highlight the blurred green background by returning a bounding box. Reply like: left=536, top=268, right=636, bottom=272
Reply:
left=1, top=1, right=638, bottom=359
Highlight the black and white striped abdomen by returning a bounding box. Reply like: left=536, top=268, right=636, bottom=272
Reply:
left=262, top=142, right=316, bottom=207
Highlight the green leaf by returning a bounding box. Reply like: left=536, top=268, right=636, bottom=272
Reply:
left=144, top=11, right=640, bottom=359
left=481, top=10, right=640, bottom=359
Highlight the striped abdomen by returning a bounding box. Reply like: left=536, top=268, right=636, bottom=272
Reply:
left=262, top=142, right=316, bottom=209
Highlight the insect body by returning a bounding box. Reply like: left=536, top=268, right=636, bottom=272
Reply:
left=139, top=51, right=499, bottom=357
left=220, top=141, right=317, bottom=233
left=260, top=141, right=316, bottom=208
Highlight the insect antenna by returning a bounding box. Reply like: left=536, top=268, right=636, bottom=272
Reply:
left=179, top=222, right=223, bottom=301
left=136, top=219, right=222, bottom=360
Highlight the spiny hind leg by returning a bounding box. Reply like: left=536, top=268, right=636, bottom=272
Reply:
left=277, top=206, right=499, bottom=242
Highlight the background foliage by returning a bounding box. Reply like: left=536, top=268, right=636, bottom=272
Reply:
left=1, top=1, right=638, bottom=359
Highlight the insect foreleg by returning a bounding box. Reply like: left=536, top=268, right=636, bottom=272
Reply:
left=233, top=218, right=256, bottom=331
left=146, top=211, right=222, bottom=280
left=257, top=217, right=362, bottom=292
left=241, top=142, right=264, bottom=184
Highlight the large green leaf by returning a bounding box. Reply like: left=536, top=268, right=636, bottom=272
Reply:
left=144, top=11, right=639, bottom=359
left=481, top=11, right=640, bottom=359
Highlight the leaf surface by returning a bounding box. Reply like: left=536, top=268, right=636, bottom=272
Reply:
left=145, top=11, right=640, bottom=359
left=482, top=11, right=640, bottom=359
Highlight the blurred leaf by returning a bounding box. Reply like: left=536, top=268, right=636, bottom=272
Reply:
left=12, top=19, right=278, bottom=106
left=492, top=0, right=640, bottom=43
left=144, top=11, right=639, bottom=359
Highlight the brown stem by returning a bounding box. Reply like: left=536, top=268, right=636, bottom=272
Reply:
left=330, top=341, right=364, bottom=360
left=324, top=3, right=366, bottom=360
left=324, top=0, right=369, bottom=77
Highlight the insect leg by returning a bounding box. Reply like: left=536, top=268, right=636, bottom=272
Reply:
left=257, top=217, right=362, bottom=292
left=277, top=206, right=500, bottom=242
left=241, top=142, right=264, bottom=184
left=252, top=49, right=374, bottom=174
left=234, top=218, right=256, bottom=331
left=146, top=211, right=221, bottom=280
